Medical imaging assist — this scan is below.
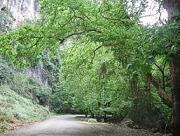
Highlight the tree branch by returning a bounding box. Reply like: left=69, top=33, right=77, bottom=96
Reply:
left=59, top=29, right=101, bottom=44
left=91, top=45, right=104, bottom=63
left=148, top=73, right=172, bottom=108
left=154, top=62, right=164, bottom=75
left=90, top=44, right=117, bottom=63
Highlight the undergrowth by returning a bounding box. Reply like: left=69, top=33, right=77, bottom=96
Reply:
left=0, top=85, right=50, bottom=133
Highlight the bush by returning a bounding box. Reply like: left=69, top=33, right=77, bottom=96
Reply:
left=0, top=59, right=14, bottom=85
left=10, top=73, right=50, bottom=106
left=0, top=85, right=50, bottom=120
left=49, top=84, right=72, bottom=113
left=0, top=113, right=11, bottom=133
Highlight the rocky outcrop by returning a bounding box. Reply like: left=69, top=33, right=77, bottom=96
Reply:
left=0, top=0, right=48, bottom=87
left=23, top=64, right=49, bottom=88
left=0, top=0, right=60, bottom=89
left=0, top=0, right=39, bottom=27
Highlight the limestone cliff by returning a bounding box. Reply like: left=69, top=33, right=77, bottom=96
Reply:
left=0, top=0, right=39, bottom=27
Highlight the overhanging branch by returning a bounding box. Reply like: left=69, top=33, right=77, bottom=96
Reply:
left=59, top=29, right=101, bottom=44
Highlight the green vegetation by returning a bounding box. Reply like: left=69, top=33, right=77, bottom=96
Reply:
left=0, top=85, right=50, bottom=133
left=0, top=0, right=180, bottom=135
left=0, top=59, right=50, bottom=133
left=10, top=73, right=51, bottom=105
left=61, top=40, right=132, bottom=118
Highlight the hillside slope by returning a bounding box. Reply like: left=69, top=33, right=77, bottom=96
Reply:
left=0, top=85, right=50, bottom=133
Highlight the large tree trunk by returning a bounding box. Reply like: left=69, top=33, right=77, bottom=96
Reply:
left=163, top=0, right=180, bottom=135
left=171, top=51, right=180, bottom=135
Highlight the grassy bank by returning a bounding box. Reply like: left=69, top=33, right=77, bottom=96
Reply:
left=0, top=85, right=50, bottom=133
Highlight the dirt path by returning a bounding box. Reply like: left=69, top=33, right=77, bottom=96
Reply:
left=2, top=115, right=163, bottom=136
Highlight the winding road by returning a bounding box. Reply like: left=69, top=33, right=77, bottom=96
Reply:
left=3, top=115, right=161, bottom=136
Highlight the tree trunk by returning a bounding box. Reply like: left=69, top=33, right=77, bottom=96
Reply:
left=163, top=0, right=180, bottom=135
left=144, top=74, right=152, bottom=111
left=171, top=51, right=180, bottom=135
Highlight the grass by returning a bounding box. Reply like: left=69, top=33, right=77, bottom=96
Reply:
left=0, top=85, right=50, bottom=133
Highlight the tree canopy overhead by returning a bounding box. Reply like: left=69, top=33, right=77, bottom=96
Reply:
left=0, top=0, right=180, bottom=135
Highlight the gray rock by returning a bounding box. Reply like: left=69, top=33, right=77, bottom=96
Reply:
left=88, top=118, right=97, bottom=123
left=122, top=119, right=134, bottom=128
left=154, top=132, right=162, bottom=136
left=133, top=125, right=141, bottom=129
left=0, top=0, right=39, bottom=27
left=163, top=134, right=173, bottom=136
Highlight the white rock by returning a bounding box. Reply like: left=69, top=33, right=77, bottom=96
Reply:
left=88, top=118, right=97, bottom=123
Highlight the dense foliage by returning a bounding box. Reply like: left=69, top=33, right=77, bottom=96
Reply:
left=0, top=0, right=179, bottom=134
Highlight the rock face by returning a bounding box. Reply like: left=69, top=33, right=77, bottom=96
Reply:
left=23, top=64, right=49, bottom=88
left=0, top=0, right=49, bottom=87
left=0, top=0, right=39, bottom=27
left=0, top=1, right=60, bottom=89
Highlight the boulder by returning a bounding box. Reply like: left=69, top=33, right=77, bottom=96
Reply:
left=88, top=118, right=97, bottom=123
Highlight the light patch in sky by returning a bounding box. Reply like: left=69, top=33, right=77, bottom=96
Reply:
left=139, top=0, right=168, bottom=25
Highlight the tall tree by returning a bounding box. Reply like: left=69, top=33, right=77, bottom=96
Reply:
left=163, top=0, right=180, bottom=135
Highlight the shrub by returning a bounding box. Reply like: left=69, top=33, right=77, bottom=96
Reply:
left=0, top=59, right=14, bottom=85
left=10, top=73, right=50, bottom=106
